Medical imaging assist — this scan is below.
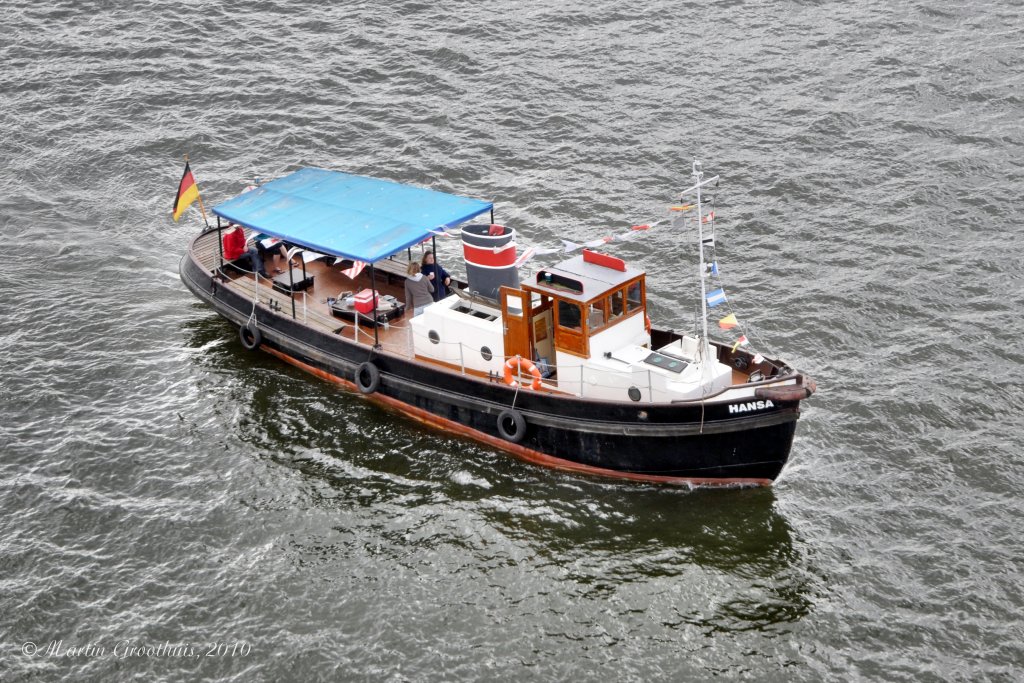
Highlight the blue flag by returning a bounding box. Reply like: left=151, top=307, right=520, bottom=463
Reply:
left=706, top=261, right=719, bottom=276
left=706, top=288, right=727, bottom=307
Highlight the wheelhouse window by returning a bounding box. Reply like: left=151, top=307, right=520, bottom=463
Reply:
left=556, top=300, right=582, bottom=330
left=608, top=289, right=625, bottom=320
left=503, top=290, right=523, bottom=318
left=627, top=280, right=644, bottom=313
left=587, top=300, right=607, bottom=330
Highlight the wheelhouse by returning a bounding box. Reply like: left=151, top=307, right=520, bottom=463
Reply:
left=501, top=249, right=648, bottom=373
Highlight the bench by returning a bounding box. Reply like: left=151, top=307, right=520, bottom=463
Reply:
left=369, top=257, right=409, bottom=285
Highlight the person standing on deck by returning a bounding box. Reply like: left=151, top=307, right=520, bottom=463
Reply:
left=421, top=251, right=451, bottom=301
left=404, top=262, right=434, bottom=316
left=222, top=224, right=269, bottom=278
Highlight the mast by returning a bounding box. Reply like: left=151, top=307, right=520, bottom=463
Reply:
left=694, top=160, right=709, bottom=350
left=678, top=161, right=719, bottom=361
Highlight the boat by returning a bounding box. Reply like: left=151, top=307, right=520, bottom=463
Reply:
left=178, top=161, right=815, bottom=486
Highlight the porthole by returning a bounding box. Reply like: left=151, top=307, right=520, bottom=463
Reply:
left=428, top=330, right=440, bottom=344
left=481, top=346, right=493, bottom=361
left=628, top=386, right=642, bottom=402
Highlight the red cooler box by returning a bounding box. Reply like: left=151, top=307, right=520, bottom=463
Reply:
left=353, top=289, right=379, bottom=314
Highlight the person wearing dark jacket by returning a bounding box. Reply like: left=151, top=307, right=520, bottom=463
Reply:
left=421, top=251, right=451, bottom=300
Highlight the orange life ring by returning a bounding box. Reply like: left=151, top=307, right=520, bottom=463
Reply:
left=503, top=355, right=543, bottom=390
left=644, top=314, right=652, bottom=334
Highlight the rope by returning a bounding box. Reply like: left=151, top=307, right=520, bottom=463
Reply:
left=692, top=192, right=781, bottom=360
left=246, top=272, right=261, bottom=330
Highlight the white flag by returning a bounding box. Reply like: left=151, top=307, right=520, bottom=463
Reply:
left=342, top=260, right=367, bottom=279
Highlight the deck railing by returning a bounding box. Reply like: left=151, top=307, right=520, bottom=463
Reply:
left=398, top=326, right=671, bottom=401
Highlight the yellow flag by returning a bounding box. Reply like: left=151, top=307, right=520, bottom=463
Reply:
left=718, top=313, right=738, bottom=330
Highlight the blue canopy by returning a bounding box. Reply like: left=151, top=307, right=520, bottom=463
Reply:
left=212, top=168, right=493, bottom=263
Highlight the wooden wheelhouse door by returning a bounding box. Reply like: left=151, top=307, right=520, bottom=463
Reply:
left=500, top=286, right=532, bottom=361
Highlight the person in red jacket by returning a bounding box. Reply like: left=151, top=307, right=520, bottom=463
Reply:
left=222, top=224, right=269, bottom=278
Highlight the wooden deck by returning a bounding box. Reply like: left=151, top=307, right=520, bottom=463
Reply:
left=191, top=228, right=419, bottom=358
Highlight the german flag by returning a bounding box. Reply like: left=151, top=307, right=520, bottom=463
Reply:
left=172, top=161, right=201, bottom=222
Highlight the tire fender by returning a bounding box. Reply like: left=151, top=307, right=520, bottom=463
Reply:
left=497, top=409, right=526, bottom=443
left=355, top=361, right=381, bottom=394
left=239, top=324, right=262, bottom=351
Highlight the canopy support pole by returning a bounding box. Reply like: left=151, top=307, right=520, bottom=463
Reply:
left=431, top=235, right=439, bottom=301
left=288, top=265, right=296, bottom=319
left=216, top=216, right=224, bottom=274
left=370, top=264, right=381, bottom=349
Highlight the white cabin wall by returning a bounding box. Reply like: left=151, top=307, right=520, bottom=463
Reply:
left=547, top=316, right=648, bottom=399
left=552, top=349, right=585, bottom=396
left=410, top=296, right=506, bottom=375
left=587, top=315, right=648, bottom=358
left=552, top=350, right=662, bottom=401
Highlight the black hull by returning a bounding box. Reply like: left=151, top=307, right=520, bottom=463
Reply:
left=180, top=243, right=805, bottom=485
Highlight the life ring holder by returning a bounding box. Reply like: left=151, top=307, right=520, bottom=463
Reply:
left=497, top=409, right=527, bottom=443
left=503, top=355, right=542, bottom=391
left=239, top=323, right=262, bottom=351
left=355, top=361, right=380, bottom=394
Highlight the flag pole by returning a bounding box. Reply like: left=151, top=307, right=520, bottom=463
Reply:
left=196, top=192, right=210, bottom=228
left=184, top=154, right=210, bottom=228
